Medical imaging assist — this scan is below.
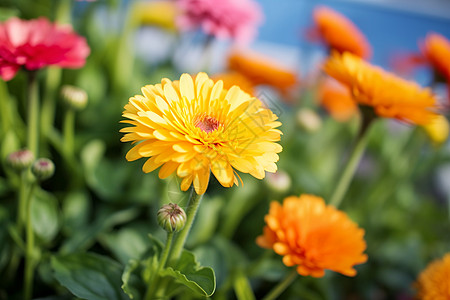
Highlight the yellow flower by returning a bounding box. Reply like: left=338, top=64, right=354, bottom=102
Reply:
left=120, top=73, right=282, bottom=194
left=423, top=115, right=449, bottom=145
left=415, top=253, right=450, bottom=300
left=132, top=1, right=178, bottom=32
left=324, top=52, right=439, bottom=125
left=257, top=194, right=367, bottom=277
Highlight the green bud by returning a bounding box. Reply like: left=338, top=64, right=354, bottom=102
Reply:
left=31, top=158, right=55, bottom=181
left=61, top=85, right=88, bottom=111
left=6, top=149, right=35, bottom=171
left=157, top=203, right=186, bottom=233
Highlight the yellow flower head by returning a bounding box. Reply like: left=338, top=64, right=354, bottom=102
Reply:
left=257, top=194, right=367, bottom=277
left=132, top=1, right=178, bottom=32
left=415, top=253, right=450, bottom=300
left=120, top=73, right=282, bottom=194
left=324, top=52, right=439, bottom=125
left=423, top=115, right=449, bottom=145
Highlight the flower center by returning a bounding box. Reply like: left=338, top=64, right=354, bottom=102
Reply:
left=194, top=113, right=220, bottom=133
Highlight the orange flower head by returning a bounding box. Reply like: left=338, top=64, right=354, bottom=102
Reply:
left=319, top=78, right=358, bottom=122
left=211, top=72, right=255, bottom=95
left=324, top=51, right=439, bottom=125
left=256, top=194, right=368, bottom=277
left=228, top=49, right=298, bottom=96
left=415, top=253, right=450, bottom=300
left=313, top=6, right=371, bottom=59
left=421, top=33, right=450, bottom=80
left=120, top=73, right=282, bottom=195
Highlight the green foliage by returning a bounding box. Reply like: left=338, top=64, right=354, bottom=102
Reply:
left=51, top=252, right=129, bottom=300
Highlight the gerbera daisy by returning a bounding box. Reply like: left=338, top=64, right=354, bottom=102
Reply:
left=324, top=51, right=439, bottom=125
left=120, top=73, right=282, bottom=195
left=0, top=17, right=89, bottom=81
left=415, top=253, right=450, bottom=300
left=257, top=194, right=367, bottom=277
left=176, top=0, right=263, bottom=43
left=310, top=6, right=371, bottom=59
left=227, top=49, right=298, bottom=97
left=421, top=33, right=450, bottom=81
left=422, top=115, right=449, bottom=145
left=132, top=1, right=179, bottom=32
left=211, top=71, right=255, bottom=95
left=319, top=78, right=358, bottom=122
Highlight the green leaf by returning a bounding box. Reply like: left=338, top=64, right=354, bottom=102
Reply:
left=51, top=252, right=129, bottom=300
left=120, top=235, right=163, bottom=299
left=62, top=191, right=91, bottom=232
left=161, top=250, right=216, bottom=297
left=31, top=189, right=60, bottom=243
left=233, top=269, right=256, bottom=300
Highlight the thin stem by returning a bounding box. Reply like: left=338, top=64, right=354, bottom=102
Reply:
left=27, top=71, right=40, bottom=156
left=329, top=118, right=374, bottom=208
left=262, top=269, right=298, bottom=300
left=0, top=80, right=12, bottom=132
left=169, top=188, right=203, bottom=264
left=144, top=232, right=174, bottom=300
left=40, top=67, right=61, bottom=140
left=63, top=108, right=75, bottom=159
left=16, top=171, right=28, bottom=234
left=24, top=182, right=37, bottom=300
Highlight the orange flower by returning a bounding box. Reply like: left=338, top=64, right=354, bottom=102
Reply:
left=312, top=6, right=371, bottom=59
left=421, top=33, right=450, bottom=80
left=256, top=194, right=367, bottom=277
left=324, top=51, right=439, bottom=125
left=415, top=253, right=450, bottom=300
left=227, top=49, right=298, bottom=96
left=211, top=72, right=255, bottom=95
left=319, top=78, right=358, bottom=122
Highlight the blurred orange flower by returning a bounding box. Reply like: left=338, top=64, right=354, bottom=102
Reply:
left=227, top=49, right=298, bottom=96
left=312, top=6, right=371, bottom=59
left=256, top=194, right=367, bottom=277
left=415, top=253, right=450, bottom=300
left=324, top=52, right=439, bottom=125
left=319, top=78, right=358, bottom=122
left=211, top=72, right=255, bottom=95
left=421, top=33, right=450, bottom=80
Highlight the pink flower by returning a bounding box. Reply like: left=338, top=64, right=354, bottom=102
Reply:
left=0, top=17, right=90, bottom=81
left=176, top=0, right=263, bottom=43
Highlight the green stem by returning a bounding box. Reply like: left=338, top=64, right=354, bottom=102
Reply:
left=40, top=67, right=61, bottom=140
left=0, top=80, right=12, bottom=133
left=16, top=171, right=28, bottom=234
left=27, top=71, right=40, bottom=156
left=24, top=182, right=37, bottom=300
left=63, top=108, right=75, bottom=159
left=169, top=188, right=203, bottom=264
left=144, top=232, right=174, bottom=300
left=329, top=118, right=374, bottom=208
left=262, top=269, right=298, bottom=300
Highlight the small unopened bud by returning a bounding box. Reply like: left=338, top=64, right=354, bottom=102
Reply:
left=157, top=203, right=186, bottom=233
left=6, top=149, right=34, bottom=171
left=265, top=170, right=291, bottom=194
left=61, top=85, right=88, bottom=111
left=31, top=158, right=55, bottom=181
left=296, top=108, right=322, bottom=133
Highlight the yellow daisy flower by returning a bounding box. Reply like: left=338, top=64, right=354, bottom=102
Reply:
left=120, top=73, right=282, bottom=194
left=324, top=52, right=439, bottom=125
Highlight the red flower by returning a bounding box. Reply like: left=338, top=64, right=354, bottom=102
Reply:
left=0, top=17, right=90, bottom=81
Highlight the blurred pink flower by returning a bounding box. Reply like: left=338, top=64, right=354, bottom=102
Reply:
left=176, top=0, right=263, bottom=43
left=0, top=17, right=90, bottom=81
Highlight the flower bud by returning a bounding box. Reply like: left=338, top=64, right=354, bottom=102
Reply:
left=265, top=170, right=291, bottom=194
left=296, top=108, right=322, bottom=133
left=31, top=158, right=55, bottom=181
left=157, top=203, right=186, bottom=233
left=61, top=85, right=88, bottom=111
left=6, top=149, right=34, bottom=171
